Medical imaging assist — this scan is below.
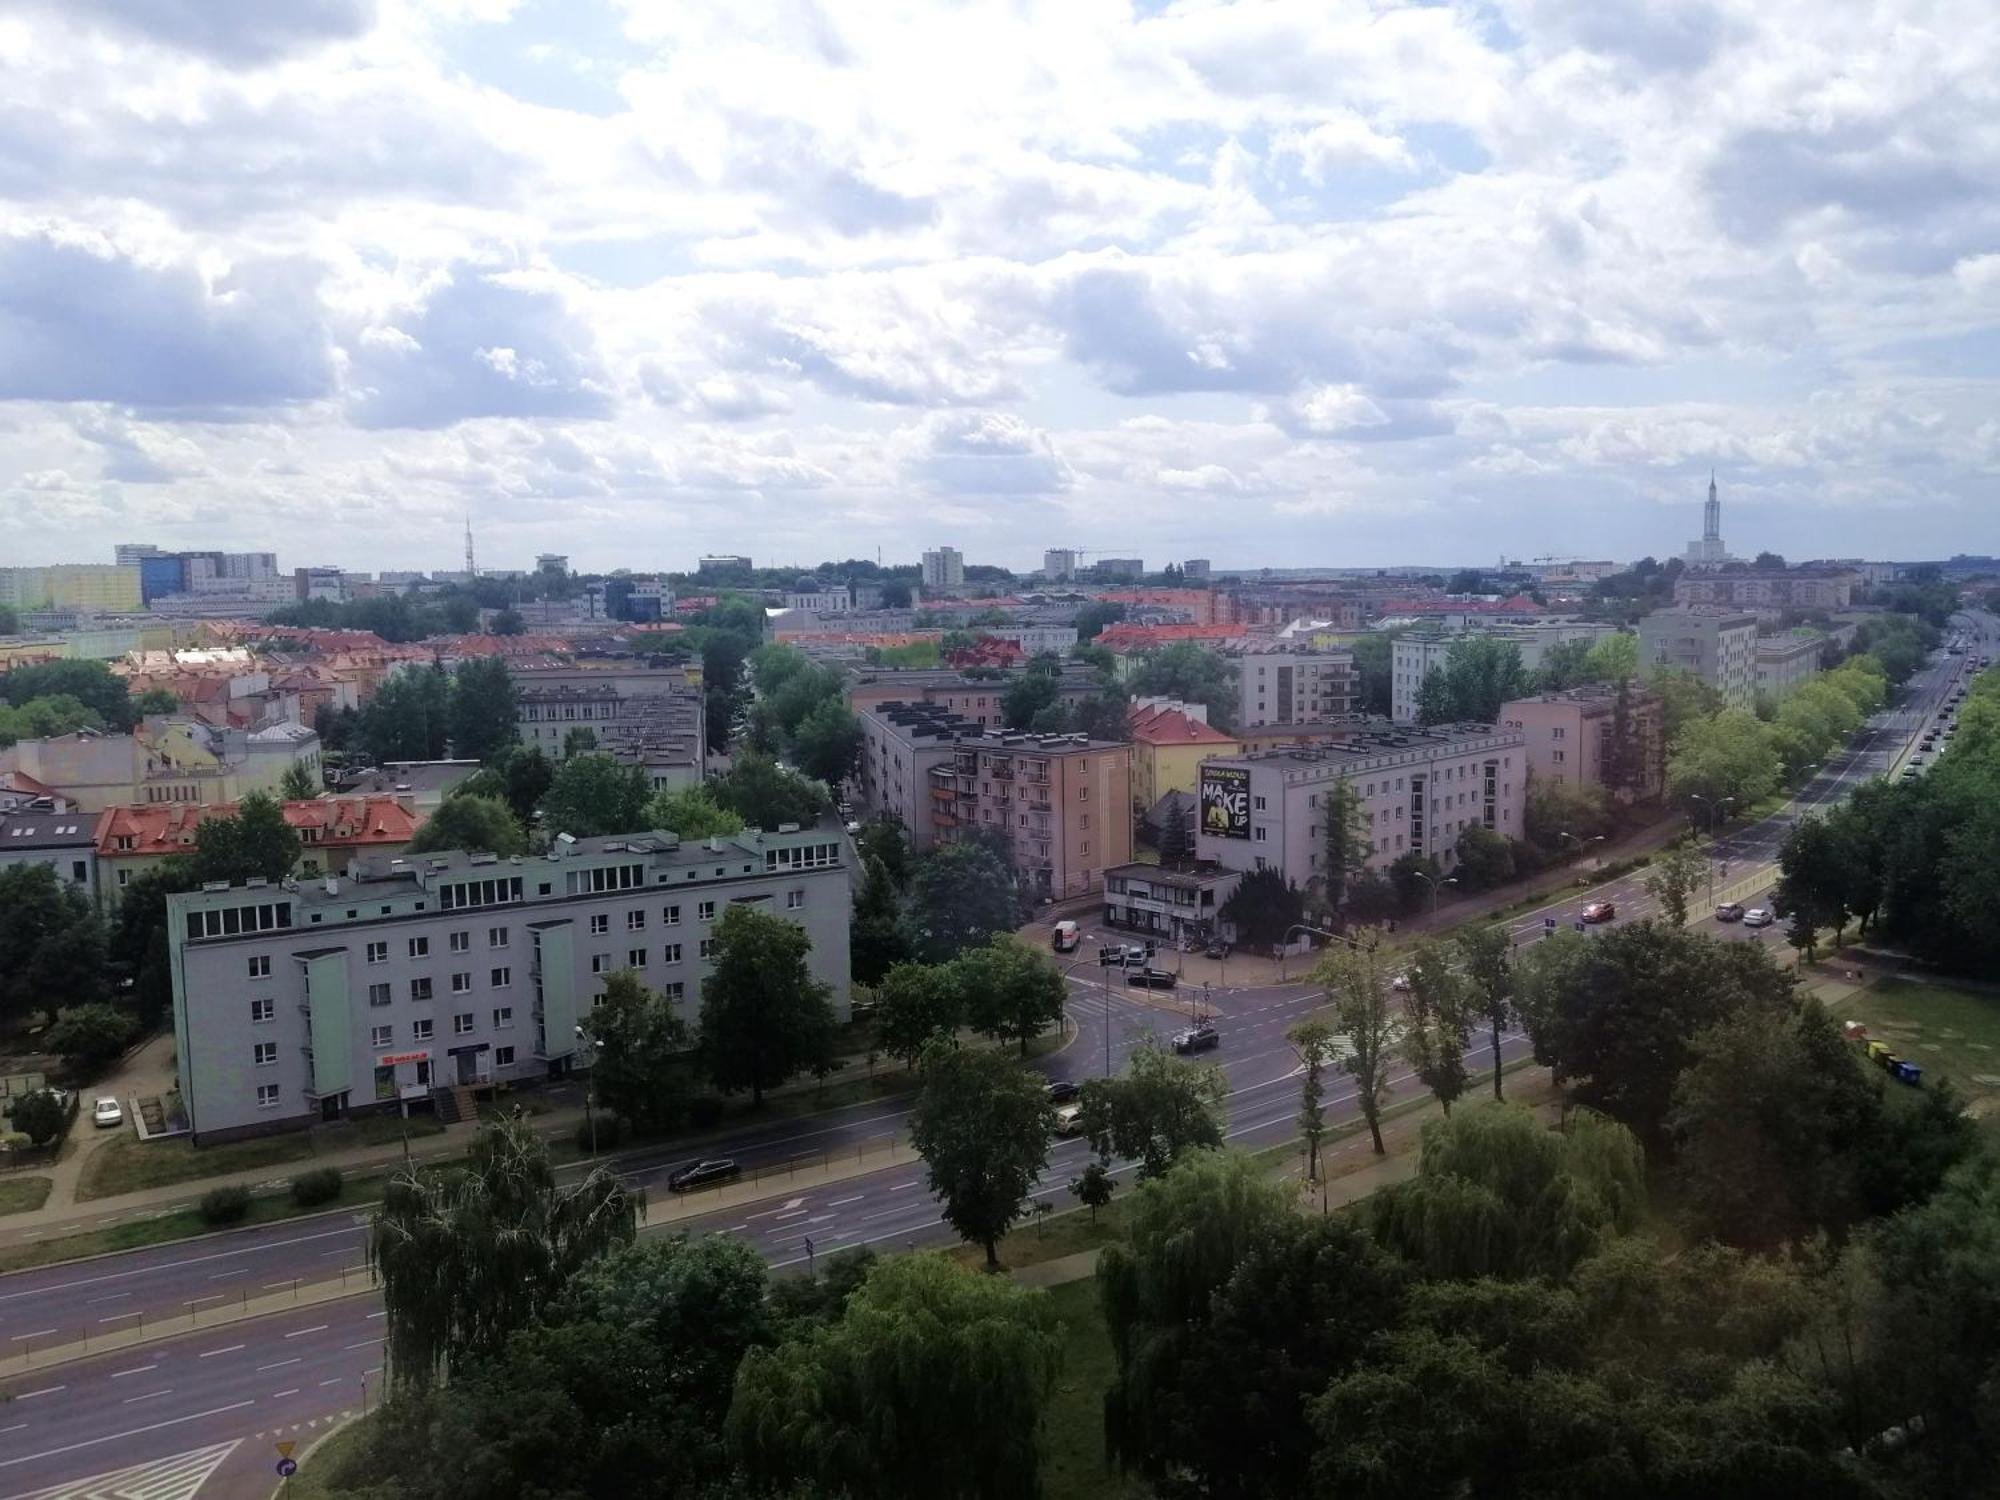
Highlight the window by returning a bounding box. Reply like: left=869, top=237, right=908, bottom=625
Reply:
left=450, top=971, right=471, bottom=993
left=628, top=947, right=647, bottom=968
left=663, top=904, right=680, bottom=925
left=371, top=1025, right=392, bottom=1049
left=662, top=943, right=682, bottom=963
left=408, top=936, right=429, bottom=958
left=699, top=937, right=718, bottom=959
left=626, top=909, right=646, bottom=931
left=1079, top=814, right=1090, bottom=831
left=591, top=953, right=613, bottom=974
left=1253, top=795, right=1267, bottom=811
left=493, top=1007, right=513, bottom=1028
left=488, top=926, right=509, bottom=948
left=254, top=1042, right=277, bottom=1066
left=412, top=1018, right=434, bottom=1041
left=366, top=941, right=388, bottom=964
left=786, top=890, right=805, bottom=910
left=449, top=930, right=470, bottom=953
left=697, top=900, right=716, bottom=921
left=590, top=913, right=609, bottom=935
left=1552, top=749, right=1566, bottom=764
left=117, top=867, right=131, bottom=887
left=251, top=998, right=275, bottom=1024
left=454, top=1013, right=475, bottom=1036
left=495, top=1046, right=516, bottom=1067
left=410, top=977, right=433, bottom=1002
left=663, top=982, right=685, bottom=1002
left=257, top=1084, right=280, bottom=1109
left=247, top=955, right=271, bottom=979
left=1254, top=826, right=1268, bottom=842
left=369, top=982, right=391, bottom=1007
left=1078, top=785, right=1089, bottom=801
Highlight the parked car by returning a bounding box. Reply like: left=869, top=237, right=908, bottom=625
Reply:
left=1045, top=1079, right=1081, bottom=1105
left=1173, top=1025, right=1220, bottom=1055
left=1203, top=938, right=1232, bottom=960
left=1054, top=1103, right=1086, bottom=1137
left=1126, top=967, right=1178, bottom=990
left=1742, top=908, right=1775, bottom=928
left=1580, top=901, right=1616, bottom=924
left=667, top=1158, right=741, bottom=1192
left=1050, top=920, right=1080, bottom=953
left=1714, top=902, right=1745, bottom=922
left=91, top=1096, right=123, bottom=1129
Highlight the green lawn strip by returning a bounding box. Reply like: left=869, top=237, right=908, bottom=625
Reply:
left=0, top=1176, right=53, bottom=1216
left=73, top=1114, right=446, bottom=1201
left=1836, top=977, right=2000, bottom=1110
left=1041, top=1278, right=1148, bottom=1500
left=0, top=1178, right=390, bottom=1275
left=285, top=1415, right=374, bottom=1500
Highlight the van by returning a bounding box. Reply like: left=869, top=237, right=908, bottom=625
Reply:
left=1050, top=920, right=1080, bottom=953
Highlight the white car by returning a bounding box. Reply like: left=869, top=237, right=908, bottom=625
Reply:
left=1742, top=908, right=1775, bottom=928
left=91, top=1096, right=124, bottom=1129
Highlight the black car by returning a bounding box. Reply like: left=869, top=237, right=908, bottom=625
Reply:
left=1126, top=967, right=1179, bottom=990
left=1173, top=1025, right=1220, bottom=1054
left=1045, top=1079, right=1081, bottom=1105
left=1203, top=939, right=1232, bottom=960
left=667, top=1158, right=742, bottom=1192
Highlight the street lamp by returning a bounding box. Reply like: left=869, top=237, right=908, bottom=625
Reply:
left=573, top=1023, right=596, bottom=1157
left=1556, top=830, right=1605, bottom=867
left=1059, top=956, right=1113, bottom=1079
left=1410, top=869, right=1457, bottom=920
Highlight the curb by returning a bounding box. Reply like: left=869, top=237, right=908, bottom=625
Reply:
left=273, top=1408, right=364, bottom=1498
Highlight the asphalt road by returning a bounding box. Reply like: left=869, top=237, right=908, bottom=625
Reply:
left=0, top=620, right=1980, bottom=1497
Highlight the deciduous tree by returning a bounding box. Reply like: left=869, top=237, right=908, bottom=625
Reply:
left=406, top=794, right=526, bottom=857
left=1643, top=838, right=1707, bottom=926
left=191, top=791, right=301, bottom=885
left=909, top=1040, right=1054, bottom=1266
left=1402, top=939, right=1475, bottom=1115
left=1288, top=1019, right=1336, bottom=1182
left=874, top=962, right=962, bottom=1068
left=583, top=970, right=690, bottom=1135
left=541, top=753, right=651, bottom=838
left=952, top=935, right=1066, bottom=1054
left=906, top=840, right=1021, bottom=961
left=640, top=784, right=744, bottom=841
left=1453, top=923, right=1516, bottom=1101
left=697, top=903, right=836, bottom=1105
left=1318, top=928, right=1400, bottom=1153
left=1080, top=1041, right=1228, bottom=1179
left=447, top=656, right=520, bottom=764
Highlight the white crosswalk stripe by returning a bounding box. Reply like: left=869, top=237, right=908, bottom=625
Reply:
left=2, top=1440, right=238, bottom=1500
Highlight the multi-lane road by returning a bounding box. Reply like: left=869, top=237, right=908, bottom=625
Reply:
left=0, top=617, right=1985, bottom=1498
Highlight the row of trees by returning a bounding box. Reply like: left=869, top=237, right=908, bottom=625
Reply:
left=0, top=658, right=177, bottom=743
left=315, top=656, right=521, bottom=767
left=742, top=643, right=864, bottom=787
left=1666, top=655, right=1889, bottom=817
left=1772, top=660, right=2000, bottom=969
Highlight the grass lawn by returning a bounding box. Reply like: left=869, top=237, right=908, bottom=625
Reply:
left=0, top=1176, right=389, bottom=1275
left=286, top=1416, right=374, bottom=1500
left=75, top=1114, right=447, bottom=1201
left=1838, top=977, right=2000, bottom=1113
left=0, top=1175, right=53, bottom=1216
left=1041, top=1278, right=1146, bottom=1500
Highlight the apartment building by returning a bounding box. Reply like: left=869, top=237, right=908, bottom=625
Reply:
left=1499, top=687, right=1665, bottom=802
left=1193, top=720, right=1527, bottom=893
left=1223, top=642, right=1355, bottom=728
left=167, top=825, right=853, bottom=1143
left=1755, top=633, right=1827, bottom=703
left=1638, top=608, right=1759, bottom=710
left=1672, top=569, right=1859, bottom=612
left=509, top=664, right=706, bottom=789
left=845, top=664, right=1102, bottom=729
left=854, top=702, right=1130, bottom=898
left=96, top=794, right=420, bottom=906
left=0, top=720, right=322, bottom=813
left=0, top=565, right=143, bottom=614
left=0, top=802, right=99, bottom=901
left=921, top=547, right=964, bottom=592
left=1390, top=621, right=1616, bottom=722
left=1128, top=702, right=1241, bottom=808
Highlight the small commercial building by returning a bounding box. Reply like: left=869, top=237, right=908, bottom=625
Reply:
left=1101, top=863, right=1241, bottom=945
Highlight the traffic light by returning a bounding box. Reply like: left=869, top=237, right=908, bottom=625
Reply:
left=1097, top=945, right=1117, bottom=967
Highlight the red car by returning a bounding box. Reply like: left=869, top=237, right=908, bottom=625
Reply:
left=1580, top=901, right=1616, bottom=924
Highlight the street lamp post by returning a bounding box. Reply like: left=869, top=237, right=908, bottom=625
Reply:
left=573, top=1023, right=596, bottom=1158
left=1411, top=869, right=1458, bottom=920
left=1557, top=831, right=1605, bottom=869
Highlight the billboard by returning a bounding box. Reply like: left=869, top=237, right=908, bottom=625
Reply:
left=1200, top=766, right=1251, bottom=840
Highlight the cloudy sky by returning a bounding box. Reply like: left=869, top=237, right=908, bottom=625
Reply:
left=3, top=0, right=1997, bottom=575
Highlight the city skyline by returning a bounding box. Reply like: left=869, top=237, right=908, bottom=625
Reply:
left=3, top=2, right=1998, bottom=571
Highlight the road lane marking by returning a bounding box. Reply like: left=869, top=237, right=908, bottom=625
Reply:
left=257, top=1358, right=301, bottom=1371
left=284, top=1324, right=330, bottom=1338
left=0, top=1398, right=258, bottom=1468
left=109, top=1363, right=158, bottom=1379
left=199, top=1344, right=246, bottom=1358
left=320, top=1377, right=345, bottom=1386
left=8, top=1329, right=57, bottom=1341
left=11, top=1386, right=63, bottom=1400
left=122, top=1388, right=173, bottom=1404
left=889, top=1180, right=920, bottom=1191
left=343, top=1338, right=382, bottom=1350
left=208, top=1269, right=247, bottom=1279
left=367, top=1310, right=386, bottom=1319
left=272, top=1388, right=300, bottom=1397
left=828, top=1194, right=864, bottom=1206
left=0, top=1423, right=24, bottom=1434
left=0, top=1223, right=360, bottom=1305
left=85, top=1292, right=132, bottom=1304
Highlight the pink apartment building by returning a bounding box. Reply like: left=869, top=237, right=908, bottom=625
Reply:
left=1499, top=685, right=1664, bottom=801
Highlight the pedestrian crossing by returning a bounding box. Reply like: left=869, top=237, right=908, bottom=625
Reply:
left=3, top=1440, right=237, bottom=1500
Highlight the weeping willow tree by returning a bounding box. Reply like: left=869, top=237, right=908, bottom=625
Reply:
left=368, top=1111, right=642, bottom=1389
left=1365, top=1102, right=1644, bottom=1281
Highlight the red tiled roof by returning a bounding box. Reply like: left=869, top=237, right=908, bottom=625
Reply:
left=96, top=795, right=420, bottom=856
left=1128, top=705, right=1239, bottom=746
left=1096, top=622, right=1248, bottom=652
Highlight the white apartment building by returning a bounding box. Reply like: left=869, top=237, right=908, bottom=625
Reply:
left=1223, top=642, right=1355, bottom=728
left=1638, top=608, right=1759, bottom=710
left=921, top=547, right=964, bottom=593
left=1390, top=621, right=1616, bottom=722
left=1755, top=633, right=1826, bottom=703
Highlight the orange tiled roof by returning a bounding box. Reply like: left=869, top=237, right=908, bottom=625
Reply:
left=1096, top=622, right=1248, bottom=652
left=96, top=795, right=420, bottom=856
left=1128, top=704, right=1239, bottom=746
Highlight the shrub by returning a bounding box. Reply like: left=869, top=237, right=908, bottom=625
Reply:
left=575, top=1113, right=623, bottom=1152
left=199, top=1184, right=252, bottom=1225
left=43, top=1003, right=143, bottom=1076
left=290, top=1167, right=344, bottom=1207
left=8, top=1089, right=68, bottom=1147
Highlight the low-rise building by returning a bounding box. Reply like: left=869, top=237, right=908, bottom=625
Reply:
left=1672, top=569, right=1859, bottom=612
left=1755, top=633, right=1827, bottom=703
left=167, top=825, right=853, bottom=1143
left=97, top=794, right=420, bottom=905
left=0, top=801, right=99, bottom=901
left=1390, top=621, right=1616, bottom=722
left=509, top=663, right=706, bottom=787
left=1498, top=687, right=1665, bottom=802
left=1222, top=641, right=1354, bottom=728
left=1638, top=608, right=1759, bottom=710
left=1101, top=862, right=1241, bottom=945
left=1129, top=702, right=1241, bottom=809
left=334, top=760, right=483, bottom=816
left=845, top=663, right=1103, bottom=729
left=1194, top=720, right=1527, bottom=895
left=0, top=719, right=322, bottom=813
left=855, top=703, right=1131, bottom=898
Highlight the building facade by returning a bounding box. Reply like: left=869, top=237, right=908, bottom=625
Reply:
left=1638, top=608, right=1759, bottom=710
left=1498, top=687, right=1665, bottom=802
left=167, top=826, right=853, bottom=1143
left=1390, top=622, right=1616, bottom=722
left=0, top=720, right=322, bottom=813
left=509, top=664, right=706, bottom=788
left=921, top=547, right=964, bottom=593
left=1101, top=862, right=1241, bottom=944
left=1755, top=633, right=1827, bottom=703
left=0, top=803, right=98, bottom=901
left=1042, top=549, right=1079, bottom=582
left=845, top=663, right=1102, bottom=729
left=97, top=795, right=420, bottom=906
left=1673, top=569, right=1859, bottom=612
left=854, top=703, right=1131, bottom=897
left=1193, top=721, right=1528, bottom=895
left=0, top=565, right=143, bottom=614
left=1225, top=643, right=1355, bottom=728
left=1128, top=702, right=1241, bottom=809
